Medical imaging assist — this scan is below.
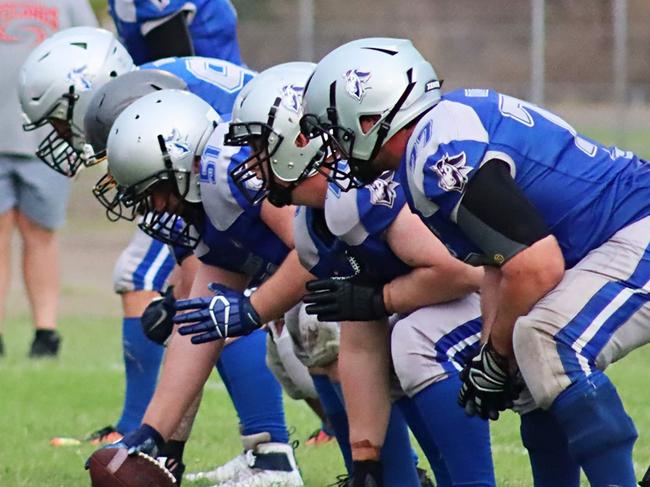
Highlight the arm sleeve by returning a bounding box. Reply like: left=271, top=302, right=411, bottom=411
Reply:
left=71, top=0, right=99, bottom=27
left=456, top=159, right=550, bottom=265
left=142, top=10, right=194, bottom=59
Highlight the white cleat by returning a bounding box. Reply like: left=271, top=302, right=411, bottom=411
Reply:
left=214, top=442, right=304, bottom=487
left=184, top=453, right=249, bottom=483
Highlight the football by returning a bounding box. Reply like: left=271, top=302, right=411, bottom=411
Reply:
left=87, top=448, right=176, bottom=487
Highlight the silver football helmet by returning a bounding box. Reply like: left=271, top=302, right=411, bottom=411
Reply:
left=18, top=27, right=135, bottom=176
left=225, top=62, right=324, bottom=206
left=86, top=69, right=189, bottom=220
left=301, top=37, right=441, bottom=187
left=106, top=90, right=220, bottom=247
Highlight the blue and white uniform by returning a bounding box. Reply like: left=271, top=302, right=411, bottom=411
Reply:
left=295, top=169, right=481, bottom=395
left=109, top=0, right=241, bottom=65
left=114, top=56, right=255, bottom=293
left=197, top=124, right=290, bottom=284
left=295, top=169, right=495, bottom=486
left=401, top=88, right=649, bottom=485
left=400, top=88, right=650, bottom=406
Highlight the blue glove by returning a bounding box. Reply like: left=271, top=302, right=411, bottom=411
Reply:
left=173, top=283, right=263, bottom=344
left=85, top=424, right=164, bottom=469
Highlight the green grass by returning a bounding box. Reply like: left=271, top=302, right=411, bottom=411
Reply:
left=0, top=313, right=649, bottom=486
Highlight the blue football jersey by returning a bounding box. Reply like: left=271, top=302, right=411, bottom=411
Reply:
left=400, top=88, right=650, bottom=268
left=109, top=0, right=241, bottom=65
left=295, top=170, right=411, bottom=285
left=195, top=123, right=290, bottom=285
left=140, top=56, right=255, bottom=118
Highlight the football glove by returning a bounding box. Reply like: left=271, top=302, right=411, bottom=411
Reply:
left=173, top=283, right=262, bottom=344
left=303, top=278, right=387, bottom=322
left=457, top=342, right=522, bottom=421
left=140, top=286, right=176, bottom=345
left=84, top=424, right=164, bottom=469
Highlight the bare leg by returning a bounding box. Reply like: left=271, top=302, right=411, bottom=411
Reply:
left=142, top=264, right=248, bottom=440
left=0, top=209, right=16, bottom=334
left=121, top=290, right=160, bottom=318
left=339, top=320, right=391, bottom=460
left=16, top=212, right=59, bottom=330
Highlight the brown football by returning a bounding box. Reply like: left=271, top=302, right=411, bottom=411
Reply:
left=87, top=448, right=176, bottom=487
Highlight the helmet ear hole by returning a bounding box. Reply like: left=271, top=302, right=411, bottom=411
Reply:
left=359, top=115, right=381, bottom=134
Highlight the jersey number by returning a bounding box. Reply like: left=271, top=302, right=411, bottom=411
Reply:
left=498, top=94, right=597, bottom=157
left=186, top=59, right=246, bottom=93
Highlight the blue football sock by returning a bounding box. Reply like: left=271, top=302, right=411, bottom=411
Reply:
left=311, top=375, right=353, bottom=474
left=412, top=375, right=496, bottom=487
left=331, top=382, right=420, bottom=486
left=397, top=396, right=452, bottom=487
left=551, top=371, right=637, bottom=487
left=216, top=329, right=288, bottom=444
left=520, top=409, right=580, bottom=487
left=116, top=317, right=164, bottom=435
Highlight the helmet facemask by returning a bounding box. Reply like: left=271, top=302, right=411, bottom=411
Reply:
left=94, top=135, right=200, bottom=249
left=23, top=86, right=87, bottom=177
left=227, top=96, right=326, bottom=207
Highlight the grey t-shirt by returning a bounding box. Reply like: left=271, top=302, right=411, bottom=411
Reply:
left=0, top=0, right=98, bottom=157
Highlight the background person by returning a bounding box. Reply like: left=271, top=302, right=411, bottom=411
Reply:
left=0, top=0, right=97, bottom=358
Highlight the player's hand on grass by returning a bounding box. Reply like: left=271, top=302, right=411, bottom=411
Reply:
left=458, top=343, right=522, bottom=420
left=303, top=278, right=388, bottom=322
left=140, top=286, right=176, bottom=345
left=173, top=283, right=262, bottom=344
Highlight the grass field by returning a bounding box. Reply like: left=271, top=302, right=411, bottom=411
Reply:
left=1, top=124, right=649, bottom=486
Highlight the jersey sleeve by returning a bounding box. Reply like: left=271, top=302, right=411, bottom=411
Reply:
left=407, top=99, right=491, bottom=221
left=325, top=171, right=404, bottom=246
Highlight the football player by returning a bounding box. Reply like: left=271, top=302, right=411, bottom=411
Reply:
left=18, top=27, right=175, bottom=447
left=301, top=37, right=650, bottom=486
left=210, top=61, right=495, bottom=487
left=92, top=77, right=435, bottom=486
left=19, top=28, right=292, bottom=483
left=108, top=0, right=241, bottom=65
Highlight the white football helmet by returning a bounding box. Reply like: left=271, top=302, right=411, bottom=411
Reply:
left=225, top=62, right=324, bottom=206
left=106, top=90, right=220, bottom=247
left=301, top=37, right=441, bottom=186
left=18, top=27, right=135, bottom=176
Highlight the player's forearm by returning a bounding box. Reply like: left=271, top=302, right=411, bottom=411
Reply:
left=384, top=262, right=483, bottom=314
left=251, top=250, right=314, bottom=322
left=488, top=237, right=564, bottom=358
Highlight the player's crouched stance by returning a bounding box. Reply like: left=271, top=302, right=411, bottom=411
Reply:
left=176, top=63, right=496, bottom=486
left=86, top=90, right=303, bottom=487
left=302, top=37, right=650, bottom=486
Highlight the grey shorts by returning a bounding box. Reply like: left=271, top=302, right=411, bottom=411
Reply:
left=0, top=154, right=71, bottom=230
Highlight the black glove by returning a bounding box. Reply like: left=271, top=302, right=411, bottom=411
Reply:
left=303, top=278, right=388, bottom=322
left=640, top=465, right=650, bottom=487
left=457, top=342, right=523, bottom=421
left=140, top=286, right=176, bottom=345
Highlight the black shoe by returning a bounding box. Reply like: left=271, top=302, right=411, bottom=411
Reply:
left=164, top=457, right=186, bottom=486
left=417, top=467, right=435, bottom=487
left=351, top=461, right=382, bottom=487
left=29, top=329, right=61, bottom=358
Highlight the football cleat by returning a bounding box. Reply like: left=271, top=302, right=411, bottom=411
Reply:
left=216, top=442, right=303, bottom=487
left=87, top=426, right=124, bottom=445
left=305, top=427, right=334, bottom=446
left=184, top=453, right=248, bottom=483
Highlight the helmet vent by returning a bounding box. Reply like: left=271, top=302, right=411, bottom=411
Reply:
left=70, top=42, right=88, bottom=49
left=110, top=70, right=118, bottom=78
left=135, top=114, right=140, bottom=119
left=362, top=47, right=398, bottom=56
